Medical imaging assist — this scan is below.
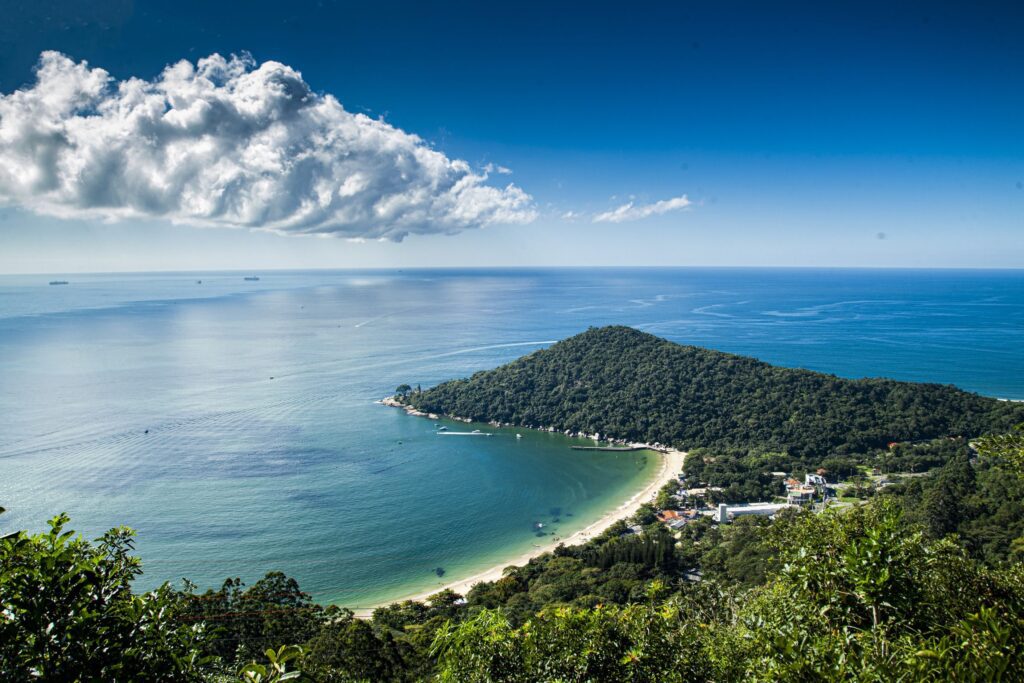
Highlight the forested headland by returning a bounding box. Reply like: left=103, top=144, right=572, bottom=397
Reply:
left=407, top=326, right=1024, bottom=456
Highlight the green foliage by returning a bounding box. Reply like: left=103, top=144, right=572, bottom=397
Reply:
left=238, top=645, right=309, bottom=682
left=683, top=447, right=788, bottom=503
left=654, top=478, right=681, bottom=509
left=409, top=326, right=1023, bottom=456
left=887, top=451, right=1024, bottom=565
left=304, top=615, right=405, bottom=682
left=977, top=422, right=1024, bottom=476
left=185, top=572, right=329, bottom=665
left=582, top=528, right=678, bottom=571
left=733, top=501, right=1024, bottom=680
left=629, top=502, right=658, bottom=526
left=698, top=514, right=775, bottom=586
left=879, top=437, right=968, bottom=473
left=431, top=603, right=710, bottom=683
left=461, top=526, right=690, bottom=626
left=431, top=501, right=1024, bottom=681
left=0, top=514, right=213, bottom=682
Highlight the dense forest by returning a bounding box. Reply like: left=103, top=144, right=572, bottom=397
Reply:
left=3, top=428, right=1023, bottom=681
left=407, top=326, right=1024, bottom=457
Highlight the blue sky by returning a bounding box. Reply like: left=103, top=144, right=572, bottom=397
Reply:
left=0, top=0, right=1021, bottom=271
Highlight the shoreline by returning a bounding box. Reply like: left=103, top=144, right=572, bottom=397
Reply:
left=354, top=399, right=685, bottom=617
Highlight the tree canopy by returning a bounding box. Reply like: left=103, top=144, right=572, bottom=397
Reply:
left=409, top=326, right=1024, bottom=456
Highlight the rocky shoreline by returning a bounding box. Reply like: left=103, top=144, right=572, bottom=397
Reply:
left=378, top=395, right=674, bottom=453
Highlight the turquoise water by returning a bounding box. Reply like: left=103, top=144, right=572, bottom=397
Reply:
left=1, top=268, right=1022, bottom=605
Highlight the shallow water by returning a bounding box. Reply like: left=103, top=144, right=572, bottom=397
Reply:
left=1, top=268, right=1021, bottom=604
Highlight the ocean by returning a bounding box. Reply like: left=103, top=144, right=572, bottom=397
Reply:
left=0, top=268, right=1022, bottom=605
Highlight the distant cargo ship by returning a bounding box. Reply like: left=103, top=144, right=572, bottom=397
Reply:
left=243, top=276, right=260, bottom=281
left=48, top=280, right=69, bottom=285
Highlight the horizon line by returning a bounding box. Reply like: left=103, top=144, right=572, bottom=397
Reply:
left=2, top=264, right=1023, bottom=277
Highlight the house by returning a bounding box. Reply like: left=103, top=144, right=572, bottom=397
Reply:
left=787, top=486, right=816, bottom=504
left=805, top=473, right=827, bottom=487
left=658, top=508, right=700, bottom=530
left=657, top=509, right=696, bottom=530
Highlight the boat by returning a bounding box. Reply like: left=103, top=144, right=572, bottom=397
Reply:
left=244, top=276, right=260, bottom=281
left=437, top=426, right=448, bottom=431
left=516, top=434, right=523, bottom=439
left=48, top=280, right=69, bottom=285
left=438, top=430, right=492, bottom=436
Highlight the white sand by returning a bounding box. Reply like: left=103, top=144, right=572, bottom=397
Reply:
left=353, top=446, right=686, bottom=617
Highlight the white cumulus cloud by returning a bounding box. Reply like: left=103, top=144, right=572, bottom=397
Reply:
left=593, top=194, right=691, bottom=223
left=0, top=52, right=536, bottom=240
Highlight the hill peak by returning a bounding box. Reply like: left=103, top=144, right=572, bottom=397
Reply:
left=409, top=329, right=1022, bottom=456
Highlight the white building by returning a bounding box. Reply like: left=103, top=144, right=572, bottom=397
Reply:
left=708, top=502, right=794, bottom=523
left=787, top=486, right=816, bottom=504
left=805, top=473, right=827, bottom=487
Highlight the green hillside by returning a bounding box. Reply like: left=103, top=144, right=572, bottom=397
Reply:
left=409, top=326, right=1024, bottom=456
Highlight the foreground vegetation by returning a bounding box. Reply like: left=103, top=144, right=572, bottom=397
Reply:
left=3, top=426, right=1023, bottom=681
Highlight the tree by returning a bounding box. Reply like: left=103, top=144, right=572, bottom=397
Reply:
left=430, top=604, right=710, bottom=683
left=188, top=571, right=328, bottom=665
left=630, top=503, right=658, bottom=526
left=921, top=454, right=975, bottom=539
left=733, top=501, right=1024, bottom=680
left=305, top=615, right=404, bottom=682
left=977, top=423, right=1024, bottom=476
left=238, top=645, right=310, bottom=683
left=0, top=514, right=213, bottom=681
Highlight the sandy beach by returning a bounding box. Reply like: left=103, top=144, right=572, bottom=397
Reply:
left=353, top=445, right=685, bottom=617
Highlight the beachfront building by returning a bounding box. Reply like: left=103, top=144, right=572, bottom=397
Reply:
left=657, top=508, right=699, bottom=530
left=708, top=502, right=794, bottom=523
